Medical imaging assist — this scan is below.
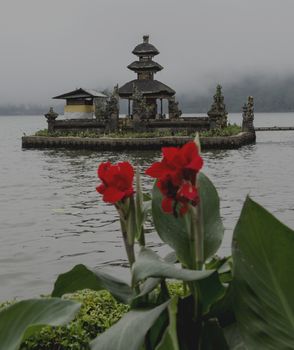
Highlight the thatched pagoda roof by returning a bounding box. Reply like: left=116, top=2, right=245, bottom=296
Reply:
left=127, top=60, right=163, bottom=72
left=132, top=35, right=159, bottom=56
left=118, top=79, right=175, bottom=98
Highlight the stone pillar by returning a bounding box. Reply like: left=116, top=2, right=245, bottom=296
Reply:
left=44, top=107, right=58, bottom=132
left=207, top=85, right=228, bottom=129
left=168, top=97, right=182, bottom=120
left=242, top=96, right=255, bottom=133
left=105, top=86, right=119, bottom=132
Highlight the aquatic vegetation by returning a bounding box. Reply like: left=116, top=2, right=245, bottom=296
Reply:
left=50, top=139, right=294, bottom=349
left=1, top=138, right=293, bottom=349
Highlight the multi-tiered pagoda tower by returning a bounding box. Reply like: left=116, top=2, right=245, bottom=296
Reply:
left=119, top=35, right=176, bottom=119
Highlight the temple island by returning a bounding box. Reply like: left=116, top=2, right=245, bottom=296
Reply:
left=22, top=35, right=256, bottom=150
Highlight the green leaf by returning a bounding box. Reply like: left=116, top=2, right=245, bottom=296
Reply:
left=52, top=264, right=134, bottom=304
left=197, top=271, right=226, bottom=315
left=198, top=172, right=224, bottom=260
left=132, top=248, right=213, bottom=286
left=232, top=197, right=294, bottom=349
left=176, top=295, right=200, bottom=350
left=0, top=298, right=80, bottom=350
left=223, top=324, right=247, bottom=350
left=90, top=300, right=170, bottom=350
left=134, top=251, right=178, bottom=300
left=152, top=172, right=224, bottom=268
left=156, top=297, right=180, bottom=350
left=205, top=284, right=235, bottom=328
left=200, top=318, right=229, bottom=350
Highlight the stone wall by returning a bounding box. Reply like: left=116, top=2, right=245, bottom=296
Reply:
left=22, top=132, right=256, bottom=151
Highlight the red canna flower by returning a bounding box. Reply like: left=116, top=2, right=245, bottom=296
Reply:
left=96, top=161, right=134, bottom=204
left=146, top=142, right=203, bottom=215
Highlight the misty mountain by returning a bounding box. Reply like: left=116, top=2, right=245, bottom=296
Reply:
left=1, top=75, right=294, bottom=115
left=178, top=75, right=294, bottom=113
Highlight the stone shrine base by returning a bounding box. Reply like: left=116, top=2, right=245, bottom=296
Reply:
left=22, top=132, right=255, bottom=151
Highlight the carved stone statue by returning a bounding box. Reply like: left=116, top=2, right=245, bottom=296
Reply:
left=242, top=96, right=255, bottom=133
left=168, top=97, right=182, bottom=120
left=130, top=85, right=151, bottom=130
left=207, top=84, right=228, bottom=129
left=45, top=107, right=59, bottom=132
left=105, top=85, right=119, bottom=131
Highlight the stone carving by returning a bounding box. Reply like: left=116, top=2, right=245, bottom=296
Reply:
left=168, top=97, right=182, bottom=120
left=44, top=107, right=59, bottom=132
left=105, top=85, right=120, bottom=131
left=242, top=96, right=255, bottom=133
left=207, top=84, right=228, bottom=129
left=132, top=85, right=150, bottom=119
left=45, top=107, right=58, bottom=121
left=130, top=84, right=151, bottom=130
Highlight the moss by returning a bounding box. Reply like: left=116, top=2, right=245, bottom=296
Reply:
left=19, top=290, right=129, bottom=350
left=1, top=283, right=186, bottom=349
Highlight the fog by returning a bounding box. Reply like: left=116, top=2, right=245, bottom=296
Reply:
left=1, top=0, right=294, bottom=105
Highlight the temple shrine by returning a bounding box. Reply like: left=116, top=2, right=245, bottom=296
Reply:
left=53, top=88, right=107, bottom=119
left=119, top=35, right=177, bottom=119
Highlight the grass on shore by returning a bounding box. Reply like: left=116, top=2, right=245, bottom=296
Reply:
left=34, top=124, right=241, bottom=139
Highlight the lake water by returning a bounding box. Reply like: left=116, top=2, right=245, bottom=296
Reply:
left=1, top=113, right=294, bottom=301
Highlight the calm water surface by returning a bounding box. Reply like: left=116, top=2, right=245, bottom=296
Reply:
left=0, top=113, right=294, bottom=301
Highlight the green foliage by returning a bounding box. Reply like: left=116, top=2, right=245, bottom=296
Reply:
left=19, top=290, right=129, bottom=350
left=34, top=124, right=241, bottom=139
left=152, top=172, right=224, bottom=269
left=52, top=264, right=134, bottom=304
left=232, top=197, right=294, bottom=349
left=200, top=124, right=241, bottom=137
left=132, top=247, right=213, bottom=286
left=155, top=298, right=180, bottom=350
left=34, top=129, right=102, bottom=138
left=0, top=298, right=80, bottom=350
left=90, top=300, right=170, bottom=350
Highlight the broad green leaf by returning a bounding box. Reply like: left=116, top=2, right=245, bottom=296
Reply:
left=200, top=318, right=229, bottom=349
left=198, top=172, right=224, bottom=260
left=90, top=300, right=170, bottom=350
left=134, top=251, right=178, bottom=300
left=232, top=197, right=294, bottom=349
left=177, top=295, right=200, bottom=350
left=132, top=248, right=213, bottom=286
left=152, top=172, right=224, bottom=268
left=156, top=297, right=180, bottom=350
left=224, top=324, right=247, bottom=350
left=206, top=284, right=235, bottom=328
left=52, top=264, right=134, bottom=304
left=197, top=271, right=226, bottom=314
left=0, top=298, right=80, bottom=350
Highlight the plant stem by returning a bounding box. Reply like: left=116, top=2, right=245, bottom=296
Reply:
left=190, top=204, right=204, bottom=270
left=138, top=226, right=145, bottom=246
left=119, top=218, right=136, bottom=267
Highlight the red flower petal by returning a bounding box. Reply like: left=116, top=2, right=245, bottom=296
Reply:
left=161, top=197, right=173, bottom=213
left=96, top=184, right=106, bottom=194
left=178, top=183, right=198, bottom=201
left=145, top=162, right=169, bottom=179
left=98, top=162, right=111, bottom=184
left=162, top=147, right=179, bottom=163
left=118, top=162, right=134, bottom=186
left=103, top=187, right=125, bottom=204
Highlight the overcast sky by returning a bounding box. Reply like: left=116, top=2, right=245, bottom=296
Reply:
left=1, top=0, right=294, bottom=104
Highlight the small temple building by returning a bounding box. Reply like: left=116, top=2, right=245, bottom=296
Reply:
left=53, top=88, right=107, bottom=119
left=118, top=35, right=177, bottom=119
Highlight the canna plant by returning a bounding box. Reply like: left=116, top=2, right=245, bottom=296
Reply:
left=52, top=138, right=294, bottom=350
